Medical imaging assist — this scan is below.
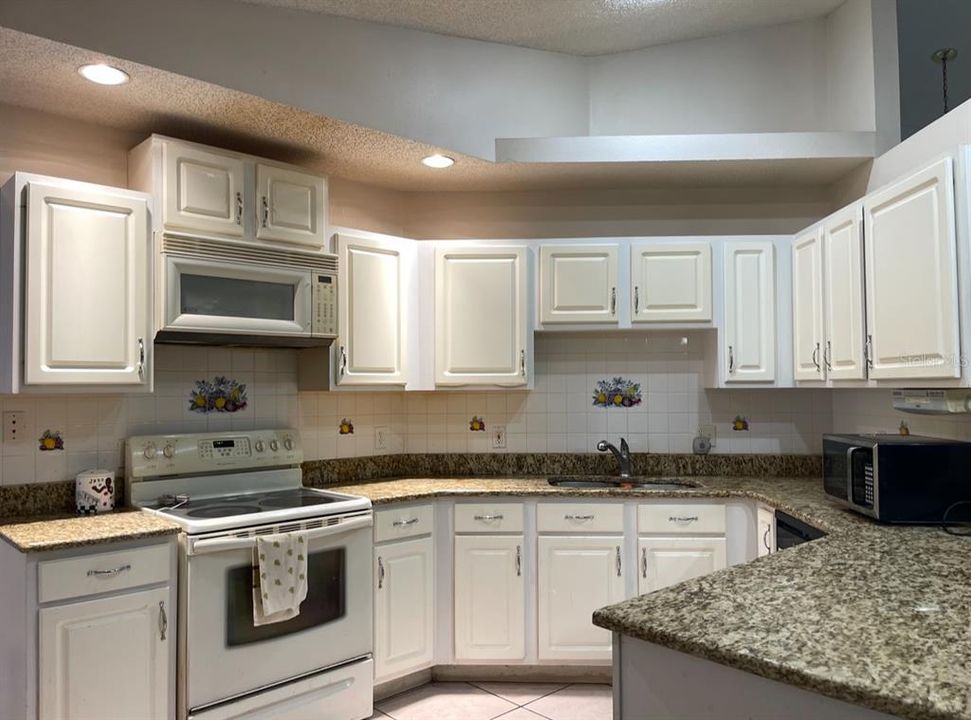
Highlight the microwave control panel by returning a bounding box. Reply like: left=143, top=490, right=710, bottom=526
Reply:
left=312, top=273, right=338, bottom=337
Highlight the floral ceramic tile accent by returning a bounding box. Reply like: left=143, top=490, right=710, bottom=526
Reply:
left=339, top=418, right=355, bottom=435
left=592, top=377, right=642, bottom=408
left=189, top=376, right=248, bottom=414
left=732, top=415, right=750, bottom=431
left=469, top=416, right=486, bottom=431
left=38, top=429, right=64, bottom=451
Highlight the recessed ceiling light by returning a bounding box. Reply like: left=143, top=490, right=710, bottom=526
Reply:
left=78, top=64, right=130, bottom=86
left=421, top=154, right=455, bottom=169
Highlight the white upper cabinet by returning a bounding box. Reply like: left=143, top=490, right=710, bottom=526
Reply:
left=631, top=241, right=711, bottom=322
left=724, top=240, right=775, bottom=382
left=822, top=204, right=867, bottom=380
left=161, top=141, right=245, bottom=237
left=435, top=246, right=528, bottom=387
left=864, top=158, right=959, bottom=380
left=336, top=232, right=411, bottom=386
left=540, top=244, right=618, bottom=324
left=22, top=179, right=152, bottom=388
left=791, top=229, right=824, bottom=381
left=255, top=164, right=327, bottom=249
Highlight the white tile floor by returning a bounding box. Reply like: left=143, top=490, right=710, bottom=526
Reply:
left=371, top=682, right=612, bottom=720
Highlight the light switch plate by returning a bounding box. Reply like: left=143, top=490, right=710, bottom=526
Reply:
left=3, top=411, right=27, bottom=444
left=374, top=425, right=390, bottom=452
left=492, top=425, right=507, bottom=449
left=699, top=424, right=716, bottom=447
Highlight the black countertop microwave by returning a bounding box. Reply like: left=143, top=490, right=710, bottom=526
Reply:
left=823, top=434, right=971, bottom=523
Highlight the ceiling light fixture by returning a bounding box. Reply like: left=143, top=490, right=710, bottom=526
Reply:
left=421, top=154, right=455, bottom=169
left=77, top=64, right=130, bottom=86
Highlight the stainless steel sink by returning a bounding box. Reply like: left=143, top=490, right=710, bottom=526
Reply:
left=547, top=476, right=699, bottom=490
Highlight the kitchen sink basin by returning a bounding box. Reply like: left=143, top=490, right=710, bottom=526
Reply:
left=547, top=476, right=699, bottom=490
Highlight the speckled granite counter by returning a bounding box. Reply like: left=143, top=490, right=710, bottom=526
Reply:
left=0, top=511, right=180, bottom=553
left=330, top=476, right=970, bottom=720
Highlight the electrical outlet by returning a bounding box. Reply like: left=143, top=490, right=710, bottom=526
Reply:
left=374, top=425, right=390, bottom=452
left=3, top=411, right=27, bottom=444
left=492, top=425, right=507, bottom=449
left=699, top=424, right=717, bottom=447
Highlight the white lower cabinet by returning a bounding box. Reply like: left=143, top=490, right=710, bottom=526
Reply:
left=454, top=534, right=525, bottom=660
left=39, top=586, right=171, bottom=720
left=637, top=537, right=727, bottom=594
left=374, top=536, right=434, bottom=681
left=537, top=536, right=624, bottom=661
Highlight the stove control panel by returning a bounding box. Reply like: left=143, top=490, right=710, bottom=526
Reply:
left=127, top=429, right=302, bottom=478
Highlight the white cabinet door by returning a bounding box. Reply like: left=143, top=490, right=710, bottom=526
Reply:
left=255, top=164, right=327, bottom=249
left=162, top=141, right=244, bottom=237
left=822, top=204, right=867, bottom=380
left=791, top=229, right=824, bottom=381
left=454, top=535, right=525, bottom=660
left=724, top=241, right=775, bottom=382
left=435, top=247, right=528, bottom=386
left=539, top=244, right=618, bottom=324
left=864, top=158, right=959, bottom=380
left=336, top=232, right=409, bottom=386
left=637, top=537, right=727, bottom=594
left=756, top=506, right=776, bottom=558
left=374, top=537, right=434, bottom=681
left=39, top=587, right=170, bottom=720
left=537, top=536, right=625, bottom=661
left=631, top=241, right=711, bottom=322
left=24, top=181, right=151, bottom=387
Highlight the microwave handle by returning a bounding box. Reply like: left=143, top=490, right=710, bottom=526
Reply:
left=298, top=277, right=312, bottom=332
left=844, top=446, right=862, bottom=500
left=187, top=514, right=372, bottom=556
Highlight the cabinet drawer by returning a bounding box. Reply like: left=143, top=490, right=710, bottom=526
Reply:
left=638, top=503, right=725, bottom=535
left=454, top=503, right=524, bottom=533
left=38, top=542, right=171, bottom=604
left=375, top=504, right=434, bottom=543
left=537, top=502, right=624, bottom=533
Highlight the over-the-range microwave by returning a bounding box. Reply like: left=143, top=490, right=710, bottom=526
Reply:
left=156, top=234, right=337, bottom=347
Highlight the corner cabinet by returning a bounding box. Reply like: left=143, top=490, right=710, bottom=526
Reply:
left=630, top=241, right=712, bottom=323
left=539, top=244, right=618, bottom=324
left=435, top=247, right=529, bottom=387
left=723, top=240, right=776, bottom=383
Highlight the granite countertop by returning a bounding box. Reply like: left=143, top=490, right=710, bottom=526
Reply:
left=330, top=476, right=971, bottom=720
left=0, top=510, right=180, bottom=553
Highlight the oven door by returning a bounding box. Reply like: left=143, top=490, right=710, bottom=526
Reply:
left=184, top=515, right=372, bottom=711
left=163, top=254, right=312, bottom=338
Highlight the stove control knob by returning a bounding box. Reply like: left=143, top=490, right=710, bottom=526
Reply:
left=255, top=440, right=265, bottom=453
left=269, top=439, right=279, bottom=452
left=143, top=443, right=157, bottom=460
left=162, top=443, right=176, bottom=459
left=283, top=438, right=295, bottom=451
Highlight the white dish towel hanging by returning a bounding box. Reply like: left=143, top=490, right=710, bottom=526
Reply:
left=253, top=532, right=309, bottom=626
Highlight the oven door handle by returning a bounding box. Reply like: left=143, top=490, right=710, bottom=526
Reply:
left=187, top=514, right=373, bottom=556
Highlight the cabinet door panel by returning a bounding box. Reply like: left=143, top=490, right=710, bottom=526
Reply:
left=540, top=245, right=618, bottom=324
left=39, top=587, right=170, bottom=720
left=637, top=537, right=727, bottom=594
left=724, top=241, right=775, bottom=382
left=374, top=537, right=433, bottom=681
left=25, top=181, right=150, bottom=386
left=163, top=142, right=244, bottom=237
left=791, top=229, right=824, bottom=381
left=538, top=536, right=624, bottom=661
left=256, top=164, right=326, bottom=248
left=631, top=241, right=711, bottom=322
left=454, top=535, right=524, bottom=660
left=864, top=158, right=959, bottom=379
left=823, top=205, right=867, bottom=380
left=435, top=247, right=527, bottom=386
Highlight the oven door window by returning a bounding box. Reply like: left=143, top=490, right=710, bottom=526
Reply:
left=225, top=548, right=345, bottom=647
left=181, top=274, right=295, bottom=321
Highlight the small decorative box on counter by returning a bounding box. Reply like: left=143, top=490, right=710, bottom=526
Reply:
left=75, top=470, right=116, bottom=515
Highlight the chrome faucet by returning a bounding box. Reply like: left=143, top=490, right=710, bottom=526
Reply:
left=597, top=438, right=633, bottom=478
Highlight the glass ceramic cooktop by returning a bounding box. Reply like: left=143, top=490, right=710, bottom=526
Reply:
left=151, top=488, right=339, bottom=519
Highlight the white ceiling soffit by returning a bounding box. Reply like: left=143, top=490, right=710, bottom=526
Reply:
left=236, top=0, right=847, bottom=56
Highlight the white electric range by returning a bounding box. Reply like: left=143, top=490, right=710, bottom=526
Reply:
left=126, top=429, right=374, bottom=720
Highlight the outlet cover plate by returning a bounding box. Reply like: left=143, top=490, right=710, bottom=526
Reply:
left=3, top=411, right=27, bottom=444
left=492, top=425, right=507, bottom=449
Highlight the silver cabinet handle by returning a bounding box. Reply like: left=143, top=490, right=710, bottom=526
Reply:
left=633, top=286, right=640, bottom=314
left=520, top=349, right=526, bottom=377
left=728, top=345, right=735, bottom=374
left=610, top=287, right=616, bottom=316
left=670, top=516, right=699, bottom=523
left=474, top=514, right=504, bottom=521
left=377, top=557, right=385, bottom=589
left=824, top=340, right=833, bottom=371
left=865, top=335, right=873, bottom=370
left=393, top=518, right=419, bottom=527
left=515, top=544, right=521, bottom=577
left=762, top=526, right=772, bottom=551
left=641, top=547, right=647, bottom=578
left=339, top=345, right=347, bottom=376
left=811, top=343, right=820, bottom=372
left=261, top=195, right=269, bottom=227
left=136, top=337, right=145, bottom=378
left=235, top=191, right=243, bottom=225
left=615, top=546, right=622, bottom=577
left=564, top=514, right=595, bottom=521
left=87, top=564, right=131, bottom=577
left=158, top=601, right=168, bottom=641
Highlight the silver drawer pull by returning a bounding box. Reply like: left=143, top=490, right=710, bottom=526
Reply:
left=474, top=514, right=504, bottom=521
left=393, top=518, right=420, bottom=527
left=564, top=514, right=595, bottom=521
left=377, top=557, right=385, bottom=589
left=669, top=516, right=699, bottom=523
left=516, top=544, right=522, bottom=576
left=87, top=564, right=131, bottom=577
left=641, top=547, right=647, bottom=578
left=158, top=601, right=168, bottom=641
left=615, top=546, right=622, bottom=577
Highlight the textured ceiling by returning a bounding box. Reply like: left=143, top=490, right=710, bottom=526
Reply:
left=235, top=0, right=847, bottom=56
left=0, top=28, right=863, bottom=191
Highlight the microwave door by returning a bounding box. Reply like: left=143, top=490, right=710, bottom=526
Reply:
left=164, top=255, right=311, bottom=337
